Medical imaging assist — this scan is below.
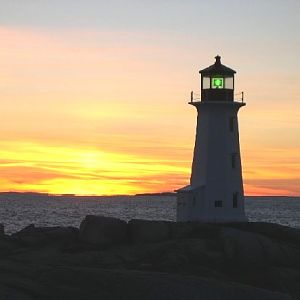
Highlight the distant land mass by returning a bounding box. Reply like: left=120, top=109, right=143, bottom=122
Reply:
left=0, top=192, right=298, bottom=198
left=0, top=191, right=176, bottom=198
left=135, top=192, right=176, bottom=197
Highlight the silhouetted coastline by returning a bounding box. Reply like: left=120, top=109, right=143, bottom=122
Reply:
left=0, top=216, right=299, bottom=299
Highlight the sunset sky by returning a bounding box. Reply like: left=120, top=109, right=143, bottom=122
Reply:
left=0, top=0, right=299, bottom=195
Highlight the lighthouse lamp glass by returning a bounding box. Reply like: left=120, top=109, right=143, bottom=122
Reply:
left=212, top=77, right=224, bottom=89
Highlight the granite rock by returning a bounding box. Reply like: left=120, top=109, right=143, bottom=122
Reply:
left=128, top=219, right=171, bottom=243
left=79, top=215, right=127, bottom=245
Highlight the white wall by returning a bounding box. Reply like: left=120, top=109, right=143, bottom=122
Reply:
left=177, top=102, right=247, bottom=222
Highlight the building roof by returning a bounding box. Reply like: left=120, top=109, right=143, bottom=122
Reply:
left=176, top=185, right=203, bottom=193
left=199, top=55, right=236, bottom=76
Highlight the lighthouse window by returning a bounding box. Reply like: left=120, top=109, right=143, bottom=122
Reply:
left=233, top=193, right=238, bottom=208
left=225, top=77, right=234, bottom=89
left=215, top=200, right=223, bottom=207
left=231, top=154, right=237, bottom=169
left=212, top=77, right=224, bottom=89
left=203, top=76, right=210, bottom=89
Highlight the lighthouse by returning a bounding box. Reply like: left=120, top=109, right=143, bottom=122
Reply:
left=177, top=56, right=247, bottom=222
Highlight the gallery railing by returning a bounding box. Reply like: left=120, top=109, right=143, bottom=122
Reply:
left=189, top=91, right=244, bottom=103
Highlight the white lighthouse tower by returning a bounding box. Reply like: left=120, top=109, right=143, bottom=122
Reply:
left=177, top=56, right=247, bottom=222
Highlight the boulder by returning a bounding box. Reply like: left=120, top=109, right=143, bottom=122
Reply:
left=0, top=238, right=19, bottom=254
left=0, top=224, right=4, bottom=236
left=170, top=222, right=220, bottom=240
left=280, top=243, right=300, bottom=267
left=221, top=227, right=270, bottom=266
left=17, top=224, right=35, bottom=234
left=128, top=219, right=171, bottom=244
left=12, top=224, right=79, bottom=246
left=220, top=227, right=300, bottom=267
left=142, top=238, right=223, bottom=273
left=44, top=227, right=79, bottom=241
left=266, top=267, right=300, bottom=299
left=79, top=215, right=127, bottom=246
left=225, top=222, right=300, bottom=246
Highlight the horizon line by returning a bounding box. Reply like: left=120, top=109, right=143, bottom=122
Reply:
left=0, top=191, right=298, bottom=198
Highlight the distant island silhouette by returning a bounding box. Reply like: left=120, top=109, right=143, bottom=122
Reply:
left=0, top=191, right=176, bottom=197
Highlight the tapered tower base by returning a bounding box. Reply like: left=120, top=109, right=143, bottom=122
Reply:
left=176, top=101, right=248, bottom=223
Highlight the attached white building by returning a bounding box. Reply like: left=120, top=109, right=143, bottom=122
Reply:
left=177, top=56, right=248, bottom=222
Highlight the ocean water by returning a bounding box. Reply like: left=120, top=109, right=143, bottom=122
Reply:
left=0, top=194, right=299, bottom=234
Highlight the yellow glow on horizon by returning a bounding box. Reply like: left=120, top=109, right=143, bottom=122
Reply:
left=0, top=140, right=190, bottom=195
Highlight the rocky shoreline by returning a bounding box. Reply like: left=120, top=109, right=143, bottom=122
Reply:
left=0, top=216, right=299, bottom=299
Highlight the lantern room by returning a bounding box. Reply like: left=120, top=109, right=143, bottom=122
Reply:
left=200, top=55, right=236, bottom=102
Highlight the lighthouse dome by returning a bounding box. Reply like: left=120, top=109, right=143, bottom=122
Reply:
left=199, top=55, right=236, bottom=76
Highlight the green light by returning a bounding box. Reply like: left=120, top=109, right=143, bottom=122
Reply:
left=212, top=77, right=224, bottom=89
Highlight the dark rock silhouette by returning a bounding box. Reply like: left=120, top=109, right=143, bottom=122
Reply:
left=0, top=224, right=4, bottom=236
left=0, top=216, right=299, bottom=299
left=79, top=215, right=127, bottom=245
left=128, top=219, right=171, bottom=243
left=11, top=223, right=78, bottom=246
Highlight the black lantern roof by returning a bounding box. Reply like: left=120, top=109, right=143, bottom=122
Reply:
left=199, top=55, right=236, bottom=76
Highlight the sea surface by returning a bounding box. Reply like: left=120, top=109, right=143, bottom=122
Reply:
left=0, top=194, right=299, bottom=234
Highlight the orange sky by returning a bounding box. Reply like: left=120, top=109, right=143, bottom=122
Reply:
left=0, top=24, right=299, bottom=196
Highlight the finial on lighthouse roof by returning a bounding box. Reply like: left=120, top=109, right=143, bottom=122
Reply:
left=199, top=55, right=236, bottom=75
left=215, top=55, right=221, bottom=65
